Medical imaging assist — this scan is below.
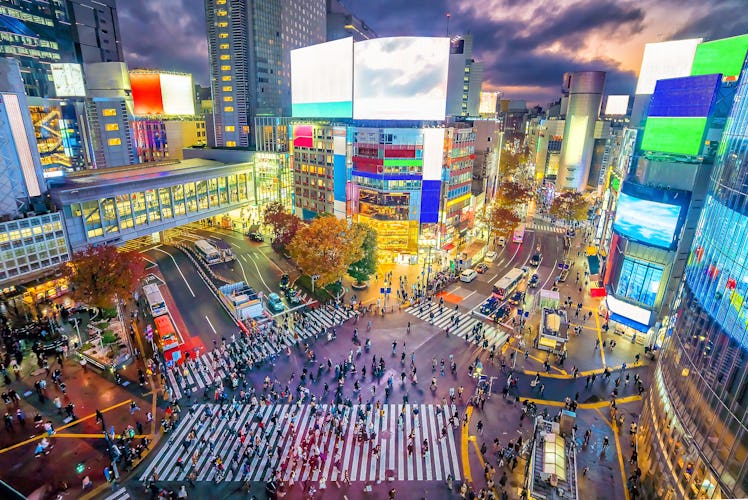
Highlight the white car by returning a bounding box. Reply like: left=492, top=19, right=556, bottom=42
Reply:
left=485, top=251, right=497, bottom=263
left=497, top=237, right=506, bottom=248
left=460, top=269, right=478, bottom=283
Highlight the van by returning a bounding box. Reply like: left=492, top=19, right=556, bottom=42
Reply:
left=497, top=237, right=506, bottom=248
left=460, top=269, right=478, bottom=283
left=485, top=251, right=497, bottom=263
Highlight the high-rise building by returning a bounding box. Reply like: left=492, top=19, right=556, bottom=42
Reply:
left=326, top=0, right=376, bottom=42
left=556, top=71, right=605, bottom=191
left=204, top=0, right=325, bottom=148
left=66, top=0, right=124, bottom=64
left=446, top=34, right=483, bottom=117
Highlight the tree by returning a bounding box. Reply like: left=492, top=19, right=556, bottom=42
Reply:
left=495, top=181, right=533, bottom=210
left=499, top=149, right=522, bottom=180
left=288, top=216, right=365, bottom=287
left=262, top=201, right=302, bottom=252
left=484, top=204, right=521, bottom=248
left=348, top=223, right=378, bottom=285
left=550, top=191, right=590, bottom=223
left=62, top=245, right=145, bottom=309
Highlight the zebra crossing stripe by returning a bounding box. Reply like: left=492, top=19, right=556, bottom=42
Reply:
left=103, top=487, right=130, bottom=500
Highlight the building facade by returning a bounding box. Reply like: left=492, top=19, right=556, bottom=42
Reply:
left=446, top=35, right=483, bottom=118
left=638, top=54, right=748, bottom=500
left=326, top=0, right=376, bottom=42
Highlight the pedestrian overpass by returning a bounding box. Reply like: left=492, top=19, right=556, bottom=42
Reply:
left=50, top=158, right=261, bottom=252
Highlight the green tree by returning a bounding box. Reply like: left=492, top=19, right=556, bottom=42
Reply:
left=348, top=223, right=378, bottom=285
left=63, top=245, right=145, bottom=308
left=483, top=204, right=521, bottom=249
left=495, top=181, right=533, bottom=210
left=288, top=216, right=365, bottom=286
left=262, top=201, right=302, bottom=252
left=550, top=191, right=590, bottom=223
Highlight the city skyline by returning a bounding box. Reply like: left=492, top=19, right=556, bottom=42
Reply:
left=118, top=0, right=748, bottom=104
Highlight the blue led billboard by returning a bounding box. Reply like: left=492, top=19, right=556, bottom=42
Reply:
left=648, top=74, right=720, bottom=118
left=613, top=191, right=684, bottom=249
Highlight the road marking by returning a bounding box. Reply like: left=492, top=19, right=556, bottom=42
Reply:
left=595, top=408, right=631, bottom=500
left=462, top=290, right=477, bottom=301
left=236, top=255, right=250, bottom=284
left=241, top=254, right=248, bottom=263
left=152, top=247, right=195, bottom=298
left=205, top=315, right=217, bottom=334
left=141, top=255, right=157, bottom=267
left=521, top=395, right=641, bottom=409
left=541, top=258, right=558, bottom=290
left=247, top=253, right=273, bottom=292
left=461, top=406, right=472, bottom=482
left=594, top=309, right=606, bottom=367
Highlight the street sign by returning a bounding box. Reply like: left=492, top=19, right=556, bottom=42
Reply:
left=312, top=274, right=320, bottom=280
left=380, top=288, right=385, bottom=294
left=386, top=287, right=391, bottom=294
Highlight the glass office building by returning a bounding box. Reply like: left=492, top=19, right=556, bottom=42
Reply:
left=638, top=56, right=748, bottom=499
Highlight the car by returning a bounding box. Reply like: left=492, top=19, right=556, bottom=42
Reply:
left=485, top=251, right=497, bottom=263
left=460, top=269, right=478, bottom=282
left=266, top=293, right=285, bottom=313
left=497, top=237, right=506, bottom=248
left=558, top=269, right=569, bottom=282
left=551, top=284, right=560, bottom=292
left=247, top=232, right=263, bottom=242
left=521, top=266, right=529, bottom=276
left=285, top=288, right=302, bottom=305
left=530, top=253, right=543, bottom=267
left=529, top=274, right=539, bottom=288
left=480, top=297, right=499, bottom=315
left=493, top=304, right=511, bottom=322
left=509, top=291, right=525, bottom=306
left=475, top=263, right=489, bottom=274
left=279, top=274, right=290, bottom=290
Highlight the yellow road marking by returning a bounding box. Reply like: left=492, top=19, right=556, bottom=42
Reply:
left=594, top=408, right=630, bottom=500
left=520, top=361, right=643, bottom=380
left=507, top=344, right=566, bottom=375
left=519, top=395, right=641, bottom=410
left=470, top=437, right=500, bottom=498
left=0, top=399, right=132, bottom=454
left=594, top=310, right=606, bottom=368
left=131, top=320, right=159, bottom=435
left=462, top=406, right=473, bottom=482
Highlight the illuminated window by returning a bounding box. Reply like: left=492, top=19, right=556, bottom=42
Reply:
left=223, top=106, right=234, bottom=112
left=219, top=43, right=229, bottom=49
left=219, top=33, right=229, bottom=39
left=222, top=86, right=232, bottom=92
left=102, top=108, right=116, bottom=117
left=221, top=75, right=232, bottom=81
left=220, top=54, right=230, bottom=60
left=216, top=0, right=226, bottom=3
left=225, top=126, right=235, bottom=132
left=221, top=65, right=231, bottom=71
left=217, top=10, right=227, bottom=16
left=217, top=22, right=228, bottom=27
left=107, top=137, right=121, bottom=146
left=223, top=96, right=233, bottom=102
left=226, top=141, right=236, bottom=147
left=104, top=123, right=119, bottom=131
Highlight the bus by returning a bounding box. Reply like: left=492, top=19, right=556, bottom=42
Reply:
left=513, top=223, right=526, bottom=244
left=211, top=238, right=235, bottom=262
left=194, top=239, right=222, bottom=265
left=492, top=268, right=525, bottom=300
left=143, top=283, right=168, bottom=317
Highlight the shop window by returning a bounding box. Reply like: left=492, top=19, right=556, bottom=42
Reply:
left=616, top=257, right=663, bottom=306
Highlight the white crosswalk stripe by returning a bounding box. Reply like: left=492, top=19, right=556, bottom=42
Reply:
left=165, top=307, right=354, bottom=400
left=102, top=487, right=130, bottom=500
left=526, top=221, right=566, bottom=234
left=403, top=302, right=510, bottom=350
left=140, top=403, right=461, bottom=483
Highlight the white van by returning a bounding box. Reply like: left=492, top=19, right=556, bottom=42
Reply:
left=485, top=251, right=497, bottom=263
left=460, top=269, right=478, bottom=282
left=497, top=237, right=506, bottom=248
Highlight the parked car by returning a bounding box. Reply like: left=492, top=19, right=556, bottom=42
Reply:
left=266, top=293, right=285, bottom=313
left=247, top=231, right=263, bottom=242
left=529, top=274, right=540, bottom=288
left=485, top=251, right=497, bottom=263
left=460, top=269, right=478, bottom=283
left=279, top=274, right=290, bottom=290
left=475, top=263, right=489, bottom=274
left=285, top=288, right=302, bottom=305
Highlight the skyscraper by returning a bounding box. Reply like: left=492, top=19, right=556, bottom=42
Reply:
left=326, top=0, right=376, bottom=42
left=557, top=71, right=605, bottom=191
left=446, top=34, right=483, bottom=117
left=637, top=54, right=748, bottom=500
left=204, top=0, right=325, bottom=148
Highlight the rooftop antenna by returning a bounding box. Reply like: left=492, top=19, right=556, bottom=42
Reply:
left=446, top=12, right=451, bottom=37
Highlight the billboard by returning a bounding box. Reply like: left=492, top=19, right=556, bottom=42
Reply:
left=51, top=63, right=86, bottom=97
left=353, top=37, right=450, bottom=120
left=613, top=191, right=683, bottom=248
left=130, top=71, right=195, bottom=116
left=291, top=37, right=353, bottom=118
left=635, top=38, right=702, bottom=95
left=640, top=117, right=708, bottom=156
left=691, top=34, right=748, bottom=79
left=647, top=74, right=720, bottom=118
left=604, top=95, right=629, bottom=115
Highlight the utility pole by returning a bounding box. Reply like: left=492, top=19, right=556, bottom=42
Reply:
left=446, top=13, right=451, bottom=37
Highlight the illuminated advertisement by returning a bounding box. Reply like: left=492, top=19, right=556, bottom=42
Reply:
left=479, top=91, right=498, bottom=115
left=606, top=295, right=653, bottom=326
left=130, top=71, right=195, bottom=116
left=353, top=37, right=450, bottom=120
left=613, top=190, right=685, bottom=249
left=604, top=95, right=629, bottom=115
left=51, top=63, right=86, bottom=97
left=640, top=117, right=708, bottom=156
left=291, top=37, right=353, bottom=118
left=691, top=34, right=748, bottom=79
left=635, top=38, right=702, bottom=95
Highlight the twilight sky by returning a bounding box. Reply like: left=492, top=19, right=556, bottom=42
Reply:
left=118, top=0, right=748, bottom=105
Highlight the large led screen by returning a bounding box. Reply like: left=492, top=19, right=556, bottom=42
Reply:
left=604, top=95, right=629, bottom=115
left=353, top=37, right=450, bottom=120
left=635, top=38, right=702, bottom=95
left=640, top=117, right=708, bottom=156
left=291, top=37, right=353, bottom=118
left=160, top=73, right=195, bottom=115
left=130, top=72, right=164, bottom=115
left=613, top=192, right=682, bottom=248
left=51, top=63, right=86, bottom=97
left=691, top=34, right=748, bottom=79
left=647, top=74, right=719, bottom=118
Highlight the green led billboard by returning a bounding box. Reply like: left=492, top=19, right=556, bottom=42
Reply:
left=640, top=117, right=708, bottom=156
left=691, top=34, right=748, bottom=78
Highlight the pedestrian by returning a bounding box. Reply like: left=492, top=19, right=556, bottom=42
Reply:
left=602, top=435, right=609, bottom=451
left=477, top=420, right=484, bottom=434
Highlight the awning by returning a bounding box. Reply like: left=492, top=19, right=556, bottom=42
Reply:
left=442, top=243, right=455, bottom=251
left=610, top=313, right=650, bottom=333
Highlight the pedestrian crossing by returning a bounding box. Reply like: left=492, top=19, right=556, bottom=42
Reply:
left=103, top=487, right=130, bottom=500
left=526, top=221, right=566, bottom=234
left=140, top=403, right=461, bottom=484
left=165, top=306, right=353, bottom=400
left=403, top=302, right=509, bottom=350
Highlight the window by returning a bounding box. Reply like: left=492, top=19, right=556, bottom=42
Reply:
left=616, top=257, right=663, bottom=307
left=221, top=65, right=231, bottom=71
left=223, top=106, right=234, bottom=112
left=217, top=9, right=227, bottom=16
left=219, top=33, right=228, bottom=39
left=217, top=22, right=228, bottom=27
left=219, top=43, right=229, bottom=49
left=225, top=126, right=235, bottom=132
left=220, top=54, right=230, bottom=60
left=223, top=96, right=233, bottom=102
left=222, top=86, right=232, bottom=92
left=226, top=141, right=236, bottom=147
left=102, top=108, right=116, bottom=117
left=104, top=123, right=119, bottom=131
left=107, top=137, right=121, bottom=146
left=221, top=75, right=231, bottom=81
